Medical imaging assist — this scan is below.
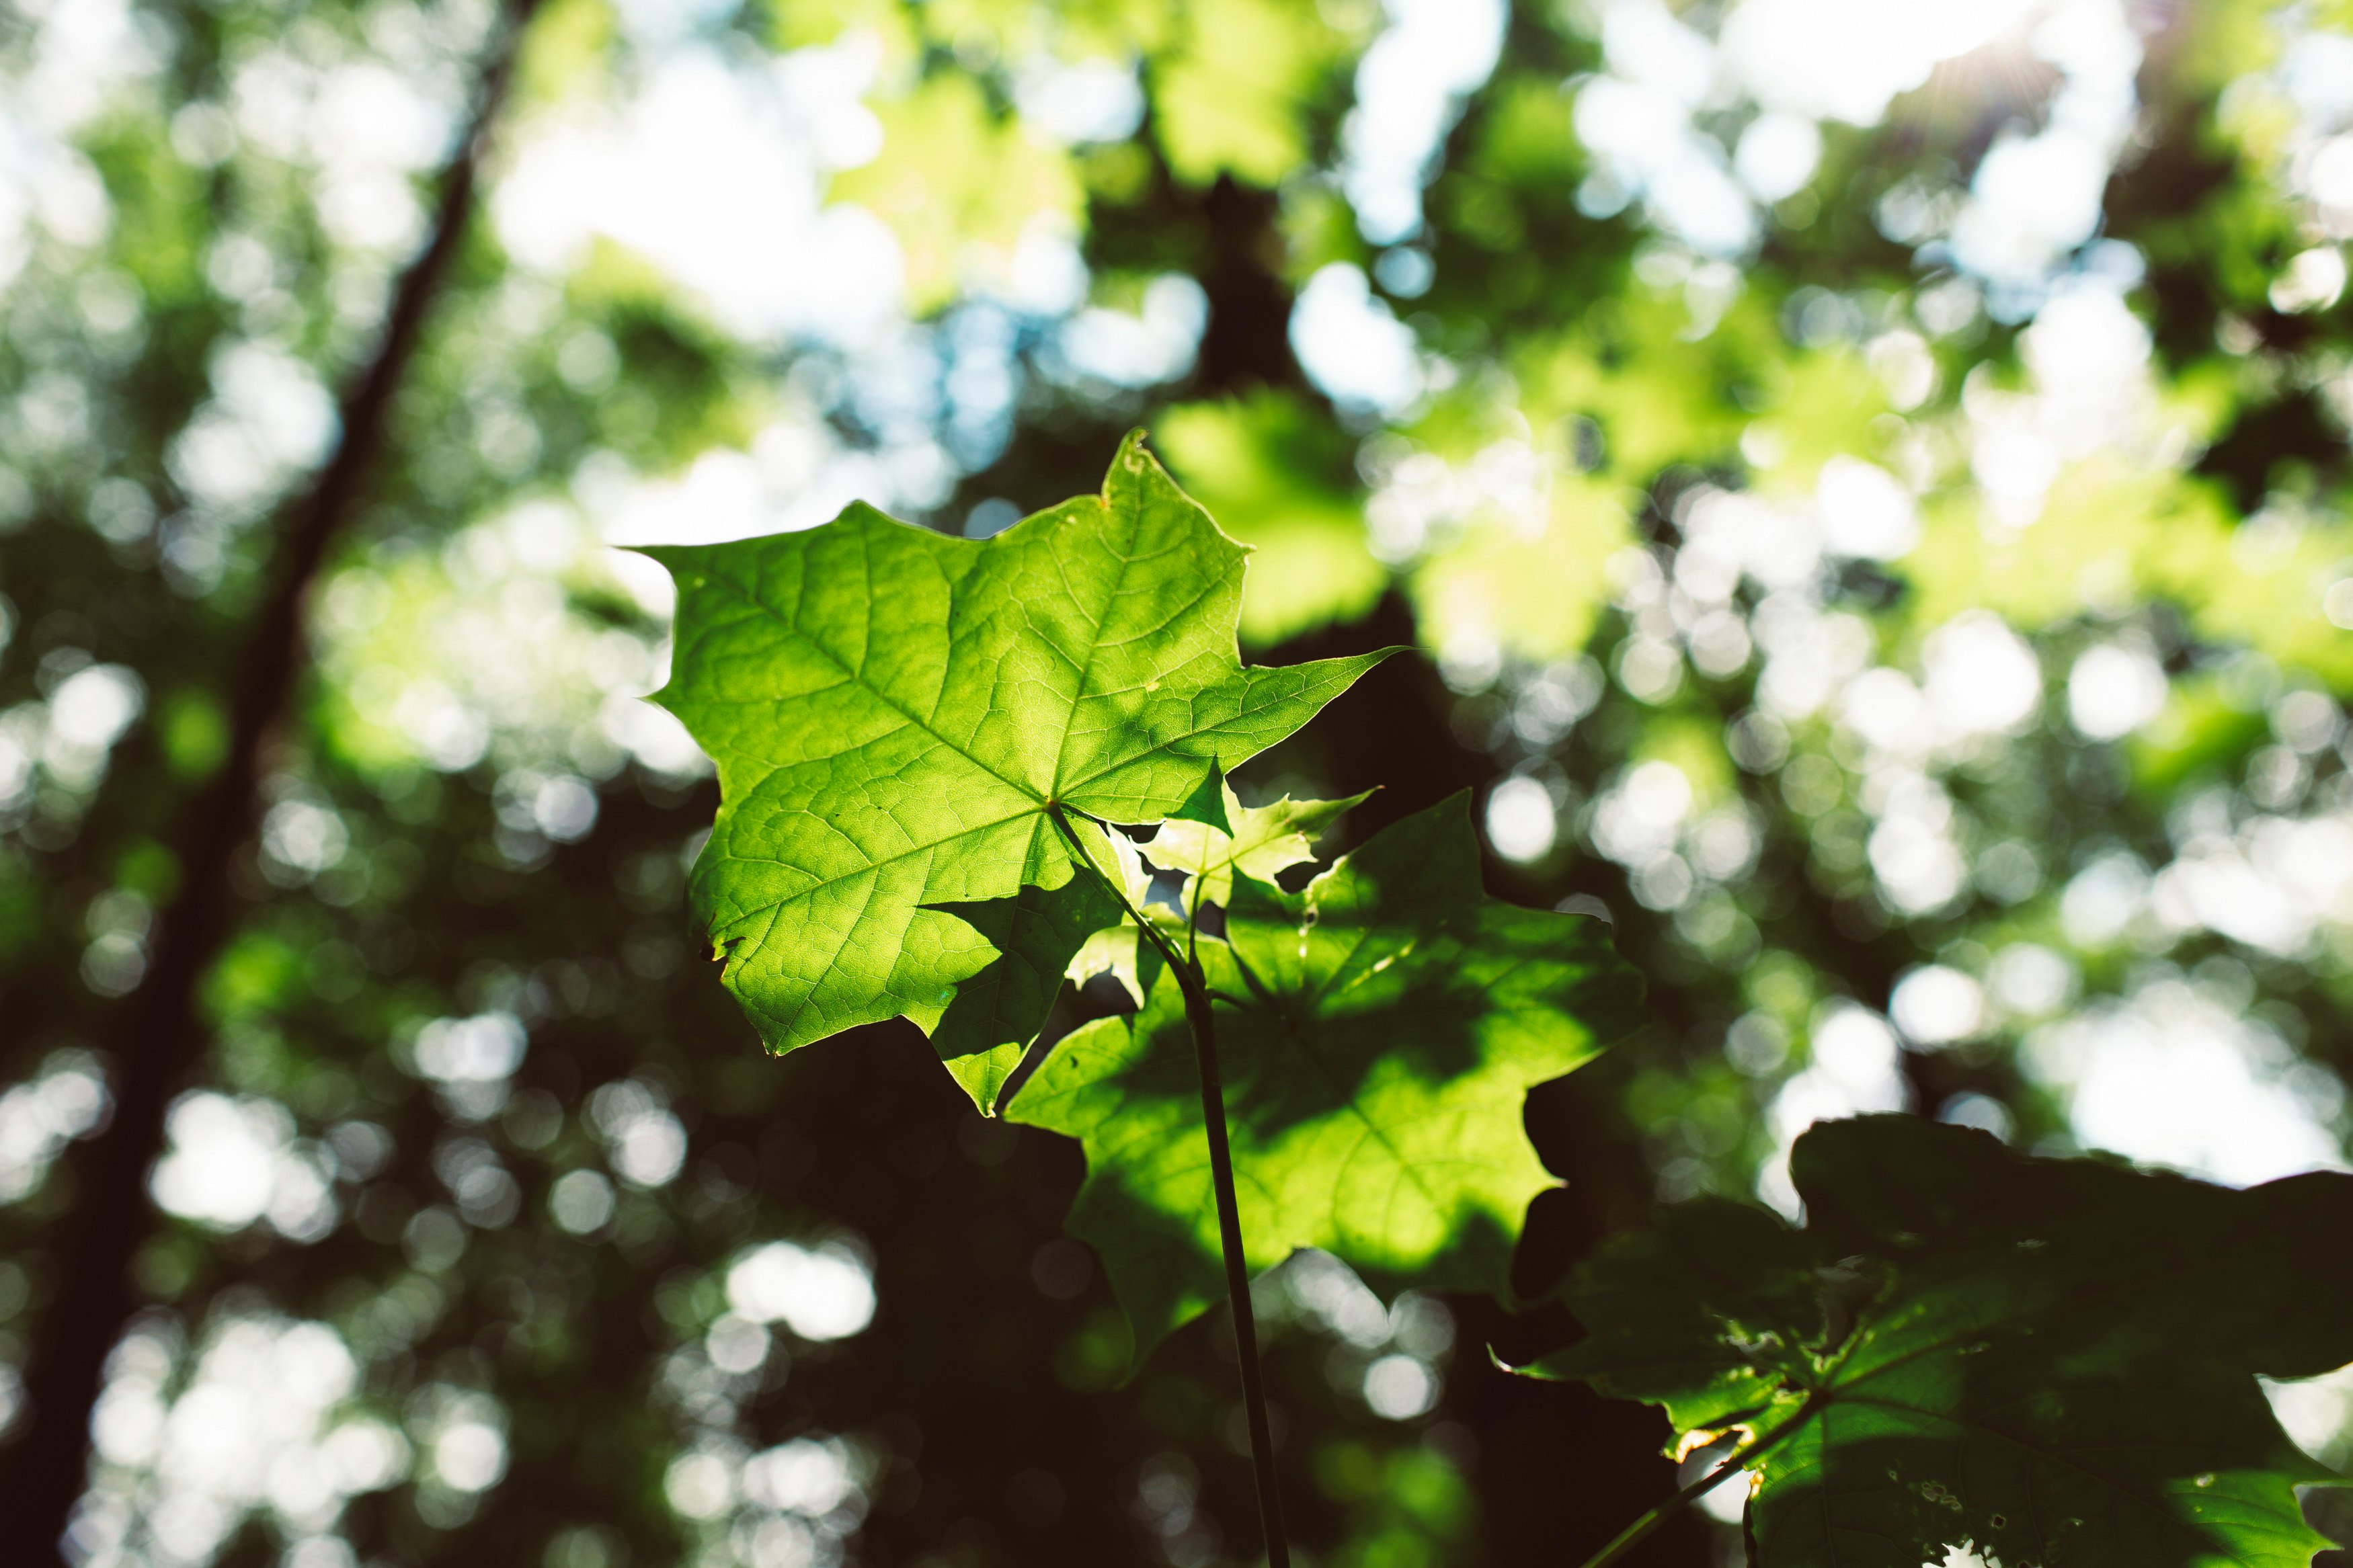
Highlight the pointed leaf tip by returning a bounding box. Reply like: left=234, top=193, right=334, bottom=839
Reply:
left=1168, top=763, right=1234, bottom=835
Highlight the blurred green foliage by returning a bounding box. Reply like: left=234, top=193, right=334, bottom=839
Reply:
left=4, top=0, right=2353, bottom=1562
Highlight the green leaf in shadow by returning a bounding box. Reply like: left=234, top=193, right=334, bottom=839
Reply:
left=1527, top=1115, right=2353, bottom=1568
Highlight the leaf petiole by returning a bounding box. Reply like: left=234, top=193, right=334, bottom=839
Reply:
left=1045, top=804, right=1292, bottom=1568
left=1183, top=864, right=1203, bottom=968
left=1572, top=1400, right=1815, bottom=1568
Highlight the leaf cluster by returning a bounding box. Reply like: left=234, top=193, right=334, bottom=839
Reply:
left=651, top=438, right=1643, bottom=1364
left=1532, top=1116, right=2353, bottom=1568
left=655, top=444, right=2353, bottom=1568
left=1010, top=789, right=1641, bottom=1364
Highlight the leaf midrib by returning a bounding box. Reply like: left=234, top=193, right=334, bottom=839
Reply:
left=1218, top=881, right=1565, bottom=1241
left=709, top=807, right=1043, bottom=937
left=694, top=561, right=1047, bottom=807
left=689, top=536, right=1117, bottom=934
left=1236, top=924, right=1456, bottom=1243
left=1762, top=1288, right=2276, bottom=1568
left=702, top=505, right=1264, bottom=822
left=1043, top=491, right=1236, bottom=796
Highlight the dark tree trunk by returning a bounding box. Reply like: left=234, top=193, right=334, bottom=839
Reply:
left=1193, top=174, right=1306, bottom=396
left=0, top=5, right=540, bottom=1556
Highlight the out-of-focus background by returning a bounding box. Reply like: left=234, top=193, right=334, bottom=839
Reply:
left=5, top=0, right=2353, bottom=1562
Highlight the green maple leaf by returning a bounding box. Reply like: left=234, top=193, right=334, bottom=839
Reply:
left=1004, top=792, right=1643, bottom=1366
left=1058, top=816, right=1183, bottom=1010
left=1142, top=770, right=1373, bottom=915
left=1528, top=1116, right=2353, bottom=1568
left=924, top=877, right=1125, bottom=1114
left=924, top=815, right=1176, bottom=1113
left=1065, top=777, right=1367, bottom=1006
left=1066, top=919, right=1163, bottom=1010
left=643, top=432, right=1393, bottom=1096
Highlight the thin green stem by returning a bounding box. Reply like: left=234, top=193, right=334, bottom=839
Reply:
left=1573, top=1402, right=1815, bottom=1568
left=1184, top=869, right=1203, bottom=966
left=1048, top=806, right=1291, bottom=1568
